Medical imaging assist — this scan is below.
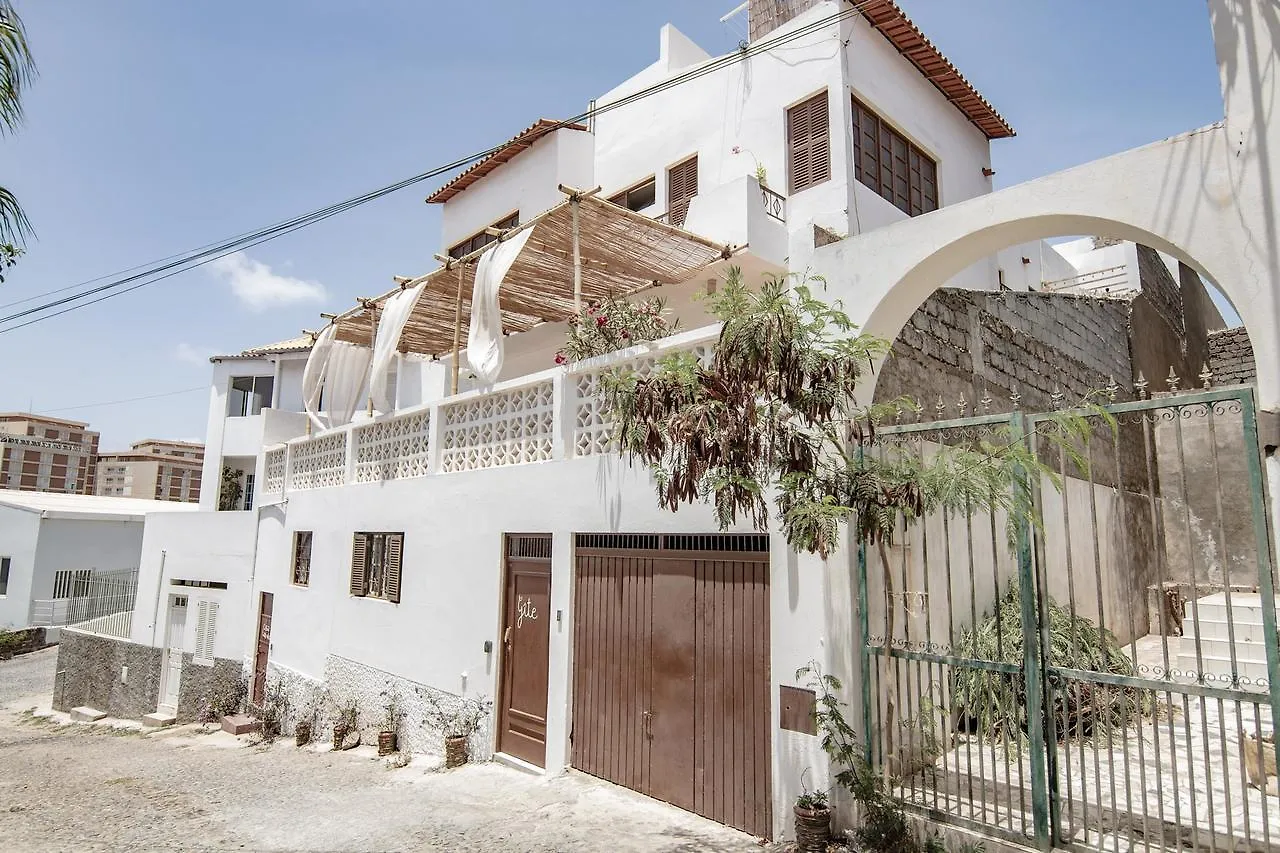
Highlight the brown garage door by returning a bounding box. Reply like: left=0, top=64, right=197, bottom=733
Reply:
left=572, top=533, right=771, bottom=838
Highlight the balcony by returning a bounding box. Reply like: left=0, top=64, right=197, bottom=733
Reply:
left=262, top=326, right=719, bottom=496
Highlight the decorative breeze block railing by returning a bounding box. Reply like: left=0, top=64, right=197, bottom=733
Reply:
left=263, top=446, right=287, bottom=494
left=572, top=340, right=715, bottom=457
left=287, top=431, right=348, bottom=490
left=439, top=380, right=555, bottom=473
left=353, top=410, right=431, bottom=483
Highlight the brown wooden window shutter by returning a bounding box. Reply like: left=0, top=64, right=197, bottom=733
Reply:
left=851, top=95, right=937, bottom=217
left=787, top=92, right=831, bottom=194
left=350, top=533, right=367, bottom=597
left=385, top=533, right=403, bottom=604
left=667, top=156, right=698, bottom=228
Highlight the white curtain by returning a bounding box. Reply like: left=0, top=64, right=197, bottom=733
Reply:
left=302, top=324, right=373, bottom=431
left=369, top=284, right=423, bottom=412
left=467, top=228, right=534, bottom=386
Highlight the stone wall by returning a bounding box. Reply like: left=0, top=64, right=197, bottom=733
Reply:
left=748, top=0, right=819, bottom=41
left=0, top=627, right=48, bottom=659
left=176, top=654, right=245, bottom=722
left=54, top=630, right=162, bottom=718
left=1208, top=327, right=1256, bottom=386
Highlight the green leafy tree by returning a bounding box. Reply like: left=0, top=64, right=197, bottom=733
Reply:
left=218, top=465, right=243, bottom=511
left=0, top=0, right=35, bottom=246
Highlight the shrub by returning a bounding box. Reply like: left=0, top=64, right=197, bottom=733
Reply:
left=556, top=295, right=675, bottom=364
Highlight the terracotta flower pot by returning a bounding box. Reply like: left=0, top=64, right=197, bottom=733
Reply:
left=295, top=721, right=312, bottom=747
left=793, top=804, right=831, bottom=853
left=332, top=722, right=349, bottom=751
left=444, top=734, right=468, bottom=768
left=378, top=731, right=398, bottom=756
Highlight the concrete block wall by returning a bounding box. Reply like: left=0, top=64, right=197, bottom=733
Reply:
left=54, top=630, right=162, bottom=719
left=1208, top=327, right=1256, bottom=386
left=176, top=654, right=244, bottom=722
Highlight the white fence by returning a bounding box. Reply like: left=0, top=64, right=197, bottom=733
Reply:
left=262, top=327, right=720, bottom=496
left=32, top=567, right=138, bottom=640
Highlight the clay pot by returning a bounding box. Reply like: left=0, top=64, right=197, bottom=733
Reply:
left=793, top=804, right=831, bottom=853
left=332, top=722, right=349, bottom=751
left=378, top=731, right=398, bottom=756
left=444, top=734, right=468, bottom=768
left=295, top=721, right=312, bottom=747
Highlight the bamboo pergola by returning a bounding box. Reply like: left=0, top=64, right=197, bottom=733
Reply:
left=330, top=192, right=735, bottom=367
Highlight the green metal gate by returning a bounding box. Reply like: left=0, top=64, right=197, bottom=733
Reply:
left=859, top=385, right=1280, bottom=853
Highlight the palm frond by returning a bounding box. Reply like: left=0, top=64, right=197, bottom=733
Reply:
left=0, top=0, right=36, bottom=134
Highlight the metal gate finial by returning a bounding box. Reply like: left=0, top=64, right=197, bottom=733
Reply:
left=1104, top=376, right=1120, bottom=402
left=1167, top=365, right=1181, bottom=392
left=1135, top=371, right=1149, bottom=399
left=1010, top=388, right=1022, bottom=409
left=1199, top=363, right=1213, bottom=389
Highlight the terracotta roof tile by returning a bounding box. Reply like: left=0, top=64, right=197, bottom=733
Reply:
left=425, top=119, right=589, bottom=204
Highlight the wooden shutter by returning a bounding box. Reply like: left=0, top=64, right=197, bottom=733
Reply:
left=350, top=533, right=368, bottom=597
left=194, top=600, right=219, bottom=663
left=788, top=92, right=830, bottom=194
left=667, top=156, right=698, bottom=227
left=385, top=533, right=403, bottom=604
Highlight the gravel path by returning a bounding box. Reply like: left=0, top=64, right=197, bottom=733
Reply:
left=0, top=645, right=56, bottom=706
left=0, top=651, right=768, bottom=853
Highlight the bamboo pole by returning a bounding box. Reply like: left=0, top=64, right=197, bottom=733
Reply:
left=365, top=299, right=377, bottom=415
left=571, top=196, right=583, bottom=314
left=451, top=262, right=464, bottom=395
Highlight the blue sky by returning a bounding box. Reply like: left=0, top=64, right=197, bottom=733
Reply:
left=1, top=1, right=1226, bottom=449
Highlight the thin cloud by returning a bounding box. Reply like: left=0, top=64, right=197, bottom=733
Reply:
left=211, top=251, right=326, bottom=312
left=174, top=342, right=216, bottom=365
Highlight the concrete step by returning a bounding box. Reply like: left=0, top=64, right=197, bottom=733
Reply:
left=1174, top=652, right=1272, bottom=685
left=1188, top=594, right=1277, bottom=625
left=141, top=712, right=176, bottom=728
left=220, top=714, right=260, bottom=736
left=69, top=707, right=106, bottom=723
left=1183, top=618, right=1270, bottom=645
left=1178, top=636, right=1273, bottom=662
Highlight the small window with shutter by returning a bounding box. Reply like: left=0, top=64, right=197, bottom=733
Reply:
left=350, top=532, right=403, bottom=603
left=292, top=531, right=312, bottom=586
left=666, top=156, right=698, bottom=228
left=787, top=91, right=831, bottom=194
left=851, top=95, right=937, bottom=217
left=193, top=600, right=219, bottom=665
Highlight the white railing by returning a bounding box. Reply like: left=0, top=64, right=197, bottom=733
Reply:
left=277, top=326, right=721, bottom=489
left=1041, top=264, right=1132, bottom=296
left=32, top=568, right=138, bottom=640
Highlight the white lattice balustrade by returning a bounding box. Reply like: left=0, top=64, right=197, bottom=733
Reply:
left=263, top=446, right=287, bottom=494
left=439, top=380, right=555, bottom=473
left=287, top=431, right=348, bottom=490
left=572, top=341, right=714, bottom=456
left=353, top=411, right=431, bottom=483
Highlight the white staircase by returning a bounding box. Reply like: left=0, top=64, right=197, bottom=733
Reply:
left=1177, top=593, right=1277, bottom=689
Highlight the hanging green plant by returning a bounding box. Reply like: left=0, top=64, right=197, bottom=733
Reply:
left=555, top=295, right=677, bottom=365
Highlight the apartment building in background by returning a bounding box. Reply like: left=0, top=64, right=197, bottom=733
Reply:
left=95, top=439, right=205, bottom=503
left=0, top=413, right=100, bottom=495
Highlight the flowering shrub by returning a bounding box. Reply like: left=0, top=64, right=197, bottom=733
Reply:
left=556, top=296, right=677, bottom=364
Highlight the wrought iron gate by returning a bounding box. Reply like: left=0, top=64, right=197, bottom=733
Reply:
left=859, top=385, right=1280, bottom=853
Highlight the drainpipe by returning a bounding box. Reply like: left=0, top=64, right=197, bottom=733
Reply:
left=149, top=550, right=167, bottom=646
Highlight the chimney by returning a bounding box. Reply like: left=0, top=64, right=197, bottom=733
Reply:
left=748, top=0, right=824, bottom=42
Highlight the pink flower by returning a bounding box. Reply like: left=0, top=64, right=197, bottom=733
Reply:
left=555, top=353, right=566, bottom=365
left=731, top=145, right=741, bottom=154
left=621, top=330, right=630, bottom=339
left=596, top=315, right=607, bottom=327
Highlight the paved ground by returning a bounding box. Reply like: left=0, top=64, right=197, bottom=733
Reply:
left=0, top=649, right=770, bottom=853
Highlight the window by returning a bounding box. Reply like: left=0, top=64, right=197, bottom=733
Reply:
left=608, top=177, right=657, bottom=213
left=851, top=96, right=938, bottom=217
left=227, top=376, right=274, bottom=417
left=292, top=531, right=313, bottom=586
left=0, top=557, right=8, bottom=595
left=349, top=532, right=403, bottom=603
left=667, top=156, right=698, bottom=228
left=448, top=212, right=520, bottom=260
left=787, top=92, right=831, bottom=194
left=242, top=473, right=255, bottom=511
left=193, top=600, right=219, bottom=665
left=53, top=569, right=92, bottom=599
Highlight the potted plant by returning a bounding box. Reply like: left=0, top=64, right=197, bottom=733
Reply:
left=294, top=685, right=322, bottom=747
left=420, top=690, right=492, bottom=769
left=378, top=688, right=403, bottom=756
left=794, top=781, right=831, bottom=852
left=331, top=697, right=358, bottom=751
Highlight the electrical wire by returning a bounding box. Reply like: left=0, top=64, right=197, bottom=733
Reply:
left=0, top=1, right=871, bottom=335
left=41, top=385, right=206, bottom=414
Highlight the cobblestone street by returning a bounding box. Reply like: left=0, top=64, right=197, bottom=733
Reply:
left=0, top=651, right=764, bottom=853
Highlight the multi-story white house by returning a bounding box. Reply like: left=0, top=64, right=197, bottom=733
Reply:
left=52, top=0, right=1280, bottom=845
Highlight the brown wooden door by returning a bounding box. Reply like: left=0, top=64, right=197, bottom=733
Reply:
left=497, top=534, right=553, bottom=768
left=572, top=534, right=771, bottom=838
left=251, top=592, right=273, bottom=705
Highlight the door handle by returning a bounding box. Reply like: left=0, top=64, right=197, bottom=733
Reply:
left=503, top=626, right=512, bottom=646
left=642, top=710, right=653, bottom=739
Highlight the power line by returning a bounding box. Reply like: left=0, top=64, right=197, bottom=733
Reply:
left=42, top=385, right=206, bottom=414
left=0, top=3, right=869, bottom=334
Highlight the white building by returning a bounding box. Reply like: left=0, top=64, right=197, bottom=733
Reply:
left=0, top=492, right=196, bottom=630
left=54, top=0, right=1280, bottom=845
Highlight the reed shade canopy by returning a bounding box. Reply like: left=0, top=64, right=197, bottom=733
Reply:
left=330, top=194, right=732, bottom=358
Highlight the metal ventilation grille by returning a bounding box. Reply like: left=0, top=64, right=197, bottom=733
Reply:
left=574, top=533, right=768, bottom=553
left=575, top=533, right=660, bottom=551
left=507, top=534, right=553, bottom=559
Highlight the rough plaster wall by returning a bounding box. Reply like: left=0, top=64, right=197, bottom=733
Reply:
left=1208, top=327, right=1256, bottom=385
left=176, top=655, right=243, bottom=722
left=53, top=630, right=162, bottom=719
left=261, top=656, right=493, bottom=760
left=1135, top=244, right=1185, bottom=341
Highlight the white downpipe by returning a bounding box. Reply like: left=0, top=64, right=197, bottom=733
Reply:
left=149, top=550, right=167, bottom=646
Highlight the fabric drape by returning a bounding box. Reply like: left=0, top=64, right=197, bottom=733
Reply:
left=466, top=228, right=534, bottom=385
left=369, top=284, right=424, bottom=412
left=302, top=324, right=373, bottom=430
